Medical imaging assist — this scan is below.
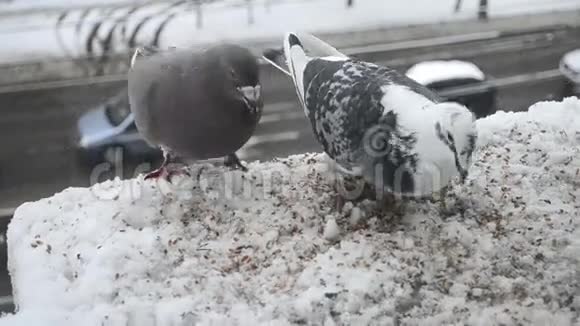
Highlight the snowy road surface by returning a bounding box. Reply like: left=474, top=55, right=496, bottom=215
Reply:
left=0, top=0, right=580, bottom=64
left=3, top=97, right=580, bottom=325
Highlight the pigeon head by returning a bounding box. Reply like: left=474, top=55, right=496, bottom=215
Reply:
left=212, top=43, right=260, bottom=87
left=433, top=102, right=478, bottom=182
left=208, top=44, right=263, bottom=113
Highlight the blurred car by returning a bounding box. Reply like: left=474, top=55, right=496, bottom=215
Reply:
left=559, top=48, right=580, bottom=97
left=76, top=88, right=160, bottom=167
left=405, top=60, right=497, bottom=119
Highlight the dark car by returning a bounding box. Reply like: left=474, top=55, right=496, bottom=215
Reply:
left=405, top=60, right=497, bottom=119
left=75, top=88, right=161, bottom=168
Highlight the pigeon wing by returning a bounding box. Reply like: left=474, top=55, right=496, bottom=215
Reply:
left=302, top=59, right=398, bottom=172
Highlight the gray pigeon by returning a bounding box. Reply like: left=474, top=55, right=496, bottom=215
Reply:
left=270, top=32, right=477, bottom=199
left=127, top=43, right=263, bottom=180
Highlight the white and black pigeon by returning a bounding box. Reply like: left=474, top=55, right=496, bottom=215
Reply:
left=270, top=32, right=477, bottom=198
left=128, top=44, right=263, bottom=180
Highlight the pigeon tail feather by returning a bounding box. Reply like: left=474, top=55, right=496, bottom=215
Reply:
left=283, top=32, right=309, bottom=78
left=283, top=32, right=311, bottom=107
left=299, top=33, right=349, bottom=59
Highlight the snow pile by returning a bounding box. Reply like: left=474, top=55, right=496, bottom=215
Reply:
left=2, top=97, right=580, bottom=325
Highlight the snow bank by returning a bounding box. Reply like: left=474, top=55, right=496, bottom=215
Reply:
left=3, top=97, right=580, bottom=325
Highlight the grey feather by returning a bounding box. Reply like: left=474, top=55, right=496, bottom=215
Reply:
left=127, top=44, right=263, bottom=162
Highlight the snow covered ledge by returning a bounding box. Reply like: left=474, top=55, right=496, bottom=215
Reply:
left=3, top=98, right=580, bottom=326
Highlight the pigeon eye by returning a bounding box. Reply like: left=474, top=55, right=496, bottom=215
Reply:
left=229, top=69, right=238, bottom=80
left=230, top=69, right=246, bottom=86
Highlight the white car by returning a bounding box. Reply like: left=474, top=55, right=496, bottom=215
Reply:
left=405, top=60, right=497, bottom=119
left=75, top=88, right=159, bottom=167
left=559, top=49, right=580, bottom=95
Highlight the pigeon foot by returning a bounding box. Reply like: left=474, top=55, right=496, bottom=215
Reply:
left=144, top=166, right=190, bottom=182
left=144, top=167, right=167, bottom=180
left=144, top=149, right=183, bottom=181
left=224, top=153, right=248, bottom=172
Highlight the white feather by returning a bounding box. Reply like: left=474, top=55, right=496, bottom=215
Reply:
left=283, top=32, right=350, bottom=115
left=379, top=85, right=462, bottom=195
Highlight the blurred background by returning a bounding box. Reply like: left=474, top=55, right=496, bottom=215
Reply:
left=0, top=0, right=580, bottom=313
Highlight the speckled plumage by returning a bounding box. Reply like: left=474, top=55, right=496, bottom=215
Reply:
left=281, top=32, right=478, bottom=197
left=303, top=59, right=441, bottom=169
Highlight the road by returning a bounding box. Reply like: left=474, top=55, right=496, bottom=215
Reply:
left=0, top=24, right=579, bottom=312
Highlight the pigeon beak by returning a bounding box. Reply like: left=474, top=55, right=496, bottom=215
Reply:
left=240, top=85, right=261, bottom=104
left=240, top=85, right=263, bottom=111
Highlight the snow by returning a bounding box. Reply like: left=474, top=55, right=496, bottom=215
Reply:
left=1, top=0, right=580, bottom=64
left=2, top=96, right=580, bottom=325
left=322, top=218, right=341, bottom=242
left=405, top=60, right=486, bottom=85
